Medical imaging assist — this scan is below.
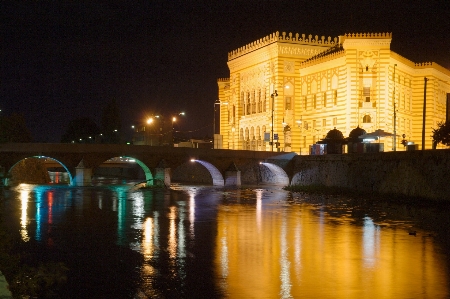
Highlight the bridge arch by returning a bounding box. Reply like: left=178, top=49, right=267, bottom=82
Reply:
left=5, top=156, right=74, bottom=186
left=259, top=162, right=289, bottom=185
left=95, top=156, right=155, bottom=186
left=190, top=159, right=224, bottom=186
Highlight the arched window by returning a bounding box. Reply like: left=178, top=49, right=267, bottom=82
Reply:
left=258, top=89, right=262, bottom=113
left=251, top=90, right=256, bottom=114
left=363, top=115, right=371, bottom=123
left=246, top=92, right=251, bottom=115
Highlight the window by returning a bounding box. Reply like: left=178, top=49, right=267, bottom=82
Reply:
left=323, top=92, right=327, bottom=107
left=363, top=115, right=371, bottom=123
left=363, top=87, right=371, bottom=102
left=322, top=119, right=326, bottom=128
left=285, top=97, right=291, bottom=110
left=334, top=90, right=337, bottom=105
left=333, top=117, right=337, bottom=126
left=263, top=90, right=267, bottom=112
left=313, top=94, right=317, bottom=109
left=258, top=89, right=262, bottom=113
left=251, top=90, right=256, bottom=114
left=247, top=92, right=251, bottom=115
left=312, top=120, right=316, bottom=128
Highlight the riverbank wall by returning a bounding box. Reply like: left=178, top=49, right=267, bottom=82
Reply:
left=291, top=149, right=450, bottom=201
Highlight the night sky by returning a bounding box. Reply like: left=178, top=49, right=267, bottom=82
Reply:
left=1, top=1, right=449, bottom=142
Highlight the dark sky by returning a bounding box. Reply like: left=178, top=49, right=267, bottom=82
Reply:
left=1, top=1, right=449, bottom=142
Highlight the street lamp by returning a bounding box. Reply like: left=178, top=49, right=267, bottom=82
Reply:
left=214, top=100, right=221, bottom=136
left=393, top=64, right=397, bottom=151
left=271, top=90, right=278, bottom=152
left=422, top=77, right=429, bottom=150
left=171, top=112, right=185, bottom=146
left=296, top=118, right=303, bottom=154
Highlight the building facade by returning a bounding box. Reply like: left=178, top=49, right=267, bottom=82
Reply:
left=217, top=31, right=450, bottom=152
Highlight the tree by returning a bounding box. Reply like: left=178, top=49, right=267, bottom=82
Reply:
left=101, top=99, right=121, bottom=144
left=0, top=113, right=33, bottom=143
left=60, top=117, right=100, bottom=143
left=431, top=121, right=450, bottom=149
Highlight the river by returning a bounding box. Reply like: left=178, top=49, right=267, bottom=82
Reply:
left=1, top=180, right=449, bottom=298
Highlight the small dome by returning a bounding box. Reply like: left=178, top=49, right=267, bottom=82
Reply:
left=325, top=127, right=344, bottom=140
left=349, top=126, right=366, bottom=139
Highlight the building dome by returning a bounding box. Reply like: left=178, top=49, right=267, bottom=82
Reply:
left=348, top=126, right=366, bottom=139
left=325, top=127, right=344, bottom=140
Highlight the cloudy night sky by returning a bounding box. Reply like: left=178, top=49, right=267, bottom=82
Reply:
left=1, top=1, right=449, bottom=142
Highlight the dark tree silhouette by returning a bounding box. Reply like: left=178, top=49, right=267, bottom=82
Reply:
left=60, top=117, right=100, bottom=143
left=0, top=113, right=32, bottom=143
left=431, top=121, right=450, bottom=149
left=101, top=99, right=121, bottom=144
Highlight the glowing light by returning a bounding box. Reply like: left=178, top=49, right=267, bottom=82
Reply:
left=190, top=159, right=196, bottom=162
left=147, top=117, right=154, bottom=124
left=168, top=206, right=177, bottom=259
left=20, top=189, right=30, bottom=242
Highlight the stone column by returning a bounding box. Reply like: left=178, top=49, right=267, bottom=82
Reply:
left=75, top=159, right=92, bottom=186
left=154, top=160, right=171, bottom=187
left=225, top=162, right=241, bottom=186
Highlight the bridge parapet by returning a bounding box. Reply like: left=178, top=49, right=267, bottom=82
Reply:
left=0, top=143, right=296, bottom=186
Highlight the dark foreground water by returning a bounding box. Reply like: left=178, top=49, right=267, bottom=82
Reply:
left=1, top=182, right=450, bottom=298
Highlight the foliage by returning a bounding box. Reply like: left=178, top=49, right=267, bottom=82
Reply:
left=431, top=121, right=450, bottom=148
left=101, top=99, right=121, bottom=144
left=10, top=158, right=50, bottom=184
left=60, top=117, right=100, bottom=143
left=0, top=113, right=33, bottom=143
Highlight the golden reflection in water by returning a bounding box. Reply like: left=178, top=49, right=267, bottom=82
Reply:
left=142, top=217, right=154, bottom=260
left=168, top=206, right=177, bottom=259
left=20, top=188, right=30, bottom=242
left=215, top=204, right=449, bottom=298
left=255, top=189, right=262, bottom=230
left=189, top=191, right=195, bottom=239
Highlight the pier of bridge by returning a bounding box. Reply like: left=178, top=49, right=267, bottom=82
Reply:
left=0, top=143, right=294, bottom=187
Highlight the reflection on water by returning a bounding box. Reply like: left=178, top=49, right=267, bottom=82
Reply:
left=1, top=183, right=449, bottom=298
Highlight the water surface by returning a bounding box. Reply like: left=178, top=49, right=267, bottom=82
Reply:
left=1, top=183, right=449, bottom=298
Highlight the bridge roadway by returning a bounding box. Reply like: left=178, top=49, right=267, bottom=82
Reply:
left=0, top=143, right=295, bottom=187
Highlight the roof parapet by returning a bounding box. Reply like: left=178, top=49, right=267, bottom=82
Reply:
left=228, top=31, right=338, bottom=61
left=343, top=32, right=392, bottom=39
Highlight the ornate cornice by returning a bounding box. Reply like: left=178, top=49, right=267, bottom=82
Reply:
left=228, top=31, right=338, bottom=61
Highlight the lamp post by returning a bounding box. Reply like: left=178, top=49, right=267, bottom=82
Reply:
left=296, top=117, right=303, bottom=154
left=271, top=90, right=278, bottom=152
left=422, top=77, right=429, bottom=150
left=393, top=64, right=397, bottom=151
left=171, top=112, right=185, bottom=146
left=213, top=100, right=220, bottom=136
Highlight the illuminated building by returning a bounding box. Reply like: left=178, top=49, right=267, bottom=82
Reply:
left=217, top=32, right=450, bottom=152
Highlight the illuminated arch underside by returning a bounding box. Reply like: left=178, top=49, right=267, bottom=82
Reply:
left=194, top=160, right=224, bottom=186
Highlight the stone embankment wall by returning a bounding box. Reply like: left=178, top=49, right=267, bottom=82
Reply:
left=291, top=150, right=450, bottom=201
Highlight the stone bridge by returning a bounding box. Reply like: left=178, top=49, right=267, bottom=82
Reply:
left=0, top=143, right=295, bottom=187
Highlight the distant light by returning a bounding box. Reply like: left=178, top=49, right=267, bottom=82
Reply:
left=172, top=117, right=176, bottom=122
left=88, top=136, right=92, bottom=139
left=131, top=125, right=135, bottom=129
left=179, top=112, right=185, bottom=115
left=114, top=129, right=118, bottom=132
left=147, top=118, right=153, bottom=124
left=190, top=159, right=196, bottom=162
